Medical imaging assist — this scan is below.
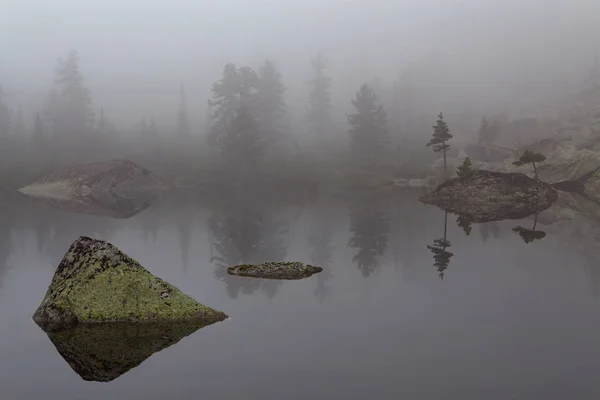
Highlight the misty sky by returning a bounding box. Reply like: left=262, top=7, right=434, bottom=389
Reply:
left=1, top=0, right=599, bottom=128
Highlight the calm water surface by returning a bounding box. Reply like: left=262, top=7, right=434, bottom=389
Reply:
left=1, top=186, right=600, bottom=399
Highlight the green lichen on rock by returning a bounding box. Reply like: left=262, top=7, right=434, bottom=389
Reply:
left=42, top=320, right=210, bottom=382
left=227, top=261, right=323, bottom=280
left=419, top=170, right=558, bottom=222
left=33, top=236, right=227, bottom=330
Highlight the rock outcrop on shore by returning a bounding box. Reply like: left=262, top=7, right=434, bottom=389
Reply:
left=33, top=236, right=227, bottom=330
left=419, top=170, right=557, bottom=222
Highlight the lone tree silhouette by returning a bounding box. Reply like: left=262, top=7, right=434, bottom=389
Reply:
left=426, top=112, right=453, bottom=176
left=513, top=149, right=546, bottom=179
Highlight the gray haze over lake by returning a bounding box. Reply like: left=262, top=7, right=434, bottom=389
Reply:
left=3, top=0, right=600, bottom=398
left=1, top=188, right=600, bottom=399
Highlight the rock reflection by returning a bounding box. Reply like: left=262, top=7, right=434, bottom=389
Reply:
left=38, top=320, right=219, bottom=382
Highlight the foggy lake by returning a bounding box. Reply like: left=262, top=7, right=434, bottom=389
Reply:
left=1, top=186, right=600, bottom=399
left=3, top=0, right=600, bottom=398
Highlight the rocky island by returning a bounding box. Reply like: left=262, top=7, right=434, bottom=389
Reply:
left=33, top=236, right=227, bottom=331
left=227, top=262, right=323, bottom=280
left=18, top=159, right=167, bottom=218
left=419, top=170, right=558, bottom=222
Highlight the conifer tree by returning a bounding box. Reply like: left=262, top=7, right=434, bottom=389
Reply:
left=0, top=85, right=10, bottom=138
left=97, top=107, right=116, bottom=134
left=513, top=149, right=546, bottom=179
left=98, top=107, right=107, bottom=132
left=177, top=84, right=191, bottom=138
left=12, top=106, right=25, bottom=135
left=33, top=112, right=44, bottom=140
left=426, top=112, right=453, bottom=176
left=347, top=84, right=390, bottom=170
left=48, top=50, right=94, bottom=138
left=307, top=53, right=332, bottom=140
left=255, top=60, right=287, bottom=146
left=208, top=63, right=258, bottom=148
left=148, top=116, right=159, bottom=137
left=457, top=157, right=474, bottom=179
left=221, top=105, right=263, bottom=172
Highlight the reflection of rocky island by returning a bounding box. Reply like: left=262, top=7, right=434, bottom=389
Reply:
left=420, top=170, right=557, bottom=222
left=41, top=321, right=211, bottom=382
left=17, top=159, right=166, bottom=218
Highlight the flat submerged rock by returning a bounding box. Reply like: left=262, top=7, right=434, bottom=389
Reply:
left=227, top=262, right=323, bottom=280
left=33, top=236, right=227, bottom=330
left=419, top=170, right=558, bottom=222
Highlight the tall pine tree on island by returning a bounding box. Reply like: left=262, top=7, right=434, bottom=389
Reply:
left=347, top=84, right=390, bottom=170
left=426, top=112, right=453, bottom=176
left=177, top=84, right=191, bottom=138
left=306, top=53, right=332, bottom=141
left=255, top=59, right=287, bottom=147
left=48, top=50, right=94, bottom=138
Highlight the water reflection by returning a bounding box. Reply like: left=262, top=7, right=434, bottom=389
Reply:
left=512, top=213, right=547, bottom=244
left=307, top=203, right=335, bottom=302
left=347, top=192, right=391, bottom=277
left=479, top=221, right=501, bottom=242
left=427, top=211, right=453, bottom=279
left=38, top=321, right=219, bottom=382
left=206, top=186, right=291, bottom=299
left=456, top=213, right=473, bottom=236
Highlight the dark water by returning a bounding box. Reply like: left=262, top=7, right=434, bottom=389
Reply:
left=1, top=186, right=600, bottom=399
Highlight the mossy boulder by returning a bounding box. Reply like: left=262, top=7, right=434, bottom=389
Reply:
left=41, top=321, right=210, bottom=382
left=419, top=170, right=557, bottom=222
left=33, top=236, right=227, bottom=330
left=227, top=262, right=323, bottom=280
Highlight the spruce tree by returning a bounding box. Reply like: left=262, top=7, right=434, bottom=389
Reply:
left=426, top=112, right=453, bottom=176
left=221, top=105, right=263, bottom=172
left=148, top=116, right=159, bottom=137
left=33, top=112, right=44, bottom=140
left=513, top=149, right=546, bottom=179
left=12, top=106, right=25, bottom=135
left=307, top=53, right=332, bottom=140
left=0, top=85, right=10, bottom=138
left=98, top=107, right=107, bottom=132
left=255, top=59, right=287, bottom=146
left=177, top=84, right=191, bottom=137
left=348, top=84, right=390, bottom=170
left=457, top=157, right=474, bottom=179
left=49, top=50, right=94, bottom=138
left=97, top=107, right=116, bottom=134
left=208, top=63, right=258, bottom=148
